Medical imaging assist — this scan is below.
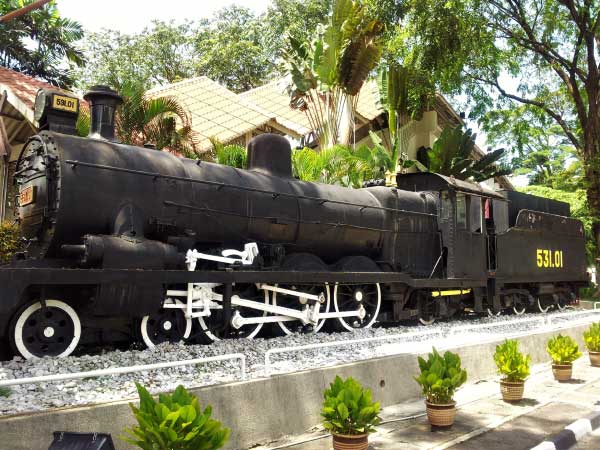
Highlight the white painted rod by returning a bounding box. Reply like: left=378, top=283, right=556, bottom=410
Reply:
left=0, top=353, right=246, bottom=387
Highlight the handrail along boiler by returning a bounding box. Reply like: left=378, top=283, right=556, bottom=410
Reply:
left=0, top=85, right=588, bottom=359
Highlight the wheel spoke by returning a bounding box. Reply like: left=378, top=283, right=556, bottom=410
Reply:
left=141, top=299, right=191, bottom=348
left=334, top=283, right=381, bottom=331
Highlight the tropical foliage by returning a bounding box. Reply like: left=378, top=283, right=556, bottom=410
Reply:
left=415, top=348, right=467, bottom=404
left=122, top=383, right=230, bottom=450
left=321, top=376, right=381, bottom=435
left=0, top=222, right=19, bottom=265
left=493, top=339, right=530, bottom=382
left=283, top=0, right=385, bottom=148
left=292, top=132, right=397, bottom=187
left=77, top=80, right=200, bottom=158
left=546, top=334, right=582, bottom=365
left=584, top=323, right=600, bottom=353
left=211, top=140, right=247, bottom=169
left=0, top=0, right=84, bottom=87
left=416, top=125, right=511, bottom=182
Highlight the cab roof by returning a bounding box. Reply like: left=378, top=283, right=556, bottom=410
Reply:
left=396, top=172, right=505, bottom=200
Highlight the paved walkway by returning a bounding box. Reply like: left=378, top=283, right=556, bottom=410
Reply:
left=257, top=357, right=600, bottom=450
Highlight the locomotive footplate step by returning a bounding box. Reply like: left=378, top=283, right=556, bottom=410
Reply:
left=257, top=359, right=600, bottom=450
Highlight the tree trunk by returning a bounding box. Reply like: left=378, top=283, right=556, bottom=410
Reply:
left=584, top=158, right=600, bottom=295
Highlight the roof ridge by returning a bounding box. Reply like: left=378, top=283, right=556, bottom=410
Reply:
left=240, top=78, right=284, bottom=97
left=146, top=76, right=210, bottom=95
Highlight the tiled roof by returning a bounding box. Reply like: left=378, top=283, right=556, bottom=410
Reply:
left=240, top=79, right=384, bottom=137
left=0, top=66, right=57, bottom=109
left=147, top=77, right=274, bottom=152
left=0, top=66, right=61, bottom=123
left=241, top=80, right=312, bottom=137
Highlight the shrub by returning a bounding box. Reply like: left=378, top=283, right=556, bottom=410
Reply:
left=321, top=376, right=381, bottom=435
left=493, top=339, right=530, bottom=382
left=547, top=334, right=582, bottom=364
left=0, top=386, right=11, bottom=397
left=122, top=383, right=230, bottom=450
left=584, top=322, right=600, bottom=352
left=415, top=348, right=467, bottom=404
left=0, top=222, right=19, bottom=264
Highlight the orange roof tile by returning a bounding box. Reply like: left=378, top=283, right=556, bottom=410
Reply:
left=0, top=66, right=57, bottom=111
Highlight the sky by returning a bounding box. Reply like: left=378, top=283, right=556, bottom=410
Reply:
left=57, top=0, right=271, bottom=33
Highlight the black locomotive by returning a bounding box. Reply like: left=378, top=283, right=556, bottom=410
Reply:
left=0, top=86, right=588, bottom=359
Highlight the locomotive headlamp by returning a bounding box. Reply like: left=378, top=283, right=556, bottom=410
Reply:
left=34, top=88, right=80, bottom=135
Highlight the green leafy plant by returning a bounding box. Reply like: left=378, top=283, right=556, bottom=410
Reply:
left=416, top=125, right=512, bottom=182
left=547, top=334, right=582, bottom=364
left=0, top=386, right=11, bottom=398
left=321, top=376, right=381, bottom=435
left=122, top=383, right=230, bottom=450
left=415, top=348, right=467, bottom=404
left=493, top=339, right=531, bottom=382
left=584, top=323, right=600, bottom=352
left=0, top=222, right=20, bottom=265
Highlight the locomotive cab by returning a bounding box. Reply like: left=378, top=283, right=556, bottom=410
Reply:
left=396, top=172, right=504, bottom=281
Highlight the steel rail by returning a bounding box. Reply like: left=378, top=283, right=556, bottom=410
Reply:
left=0, top=353, right=246, bottom=387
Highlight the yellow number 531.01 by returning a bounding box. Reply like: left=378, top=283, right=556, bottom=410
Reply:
left=536, top=249, right=564, bottom=268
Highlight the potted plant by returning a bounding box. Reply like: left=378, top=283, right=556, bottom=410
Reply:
left=414, top=348, right=467, bottom=427
left=122, top=383, right=230, bottom=450
left=547, top=334, right=582, bottom=381
left=584, top=322, right=600, bottom=367
left=321, top=376, right=381, bottom=450
left=493, top=339, right=530, bottom=402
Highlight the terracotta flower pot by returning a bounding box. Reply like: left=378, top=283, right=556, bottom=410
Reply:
left=589, top=351, right=600, bottom=367
left=552, top=363, right=573, bottom=381
left=500, top=379, right=525, bottom=402
left=332, top=432, right=369, bottom=450
left=425, top=400, right=456, bottom=427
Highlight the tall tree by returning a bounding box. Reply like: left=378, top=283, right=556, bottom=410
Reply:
left=194, top=6, right=275, bottom=93
left=396, top=0, right=600, bottom=264
left=75, top=21, right=195, bottom=89
left=481, top=104, right=583, bottom=190
left=0, top=0, right=84, bottom=87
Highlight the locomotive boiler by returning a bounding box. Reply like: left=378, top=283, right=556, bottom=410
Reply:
left=0, top=86, right=589, bottom=360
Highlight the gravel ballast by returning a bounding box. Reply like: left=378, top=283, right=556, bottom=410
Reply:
left=0, top=308, right=596, bottom=416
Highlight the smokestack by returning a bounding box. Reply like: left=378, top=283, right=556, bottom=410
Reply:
left=83, top=85, right=123, bottom=142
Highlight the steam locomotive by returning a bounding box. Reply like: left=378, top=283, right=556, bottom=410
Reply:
left=0, top=86, right=588, bottom=359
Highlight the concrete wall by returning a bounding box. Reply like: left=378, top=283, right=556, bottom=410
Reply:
left=0, top=324, right=589, bottom=450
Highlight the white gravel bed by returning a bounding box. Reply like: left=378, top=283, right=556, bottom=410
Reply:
left=0, top=308, right=596, bottom=416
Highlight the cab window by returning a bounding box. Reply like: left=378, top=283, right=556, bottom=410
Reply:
left=470, top=197, right=482, bottom=233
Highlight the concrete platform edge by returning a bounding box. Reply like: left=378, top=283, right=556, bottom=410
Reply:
left=0, top=323, right=591, bottom=450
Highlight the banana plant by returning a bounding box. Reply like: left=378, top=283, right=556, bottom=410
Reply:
left=417, top=124, right=512, bottom=182
left=283, top=0, right=385, bottom=149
